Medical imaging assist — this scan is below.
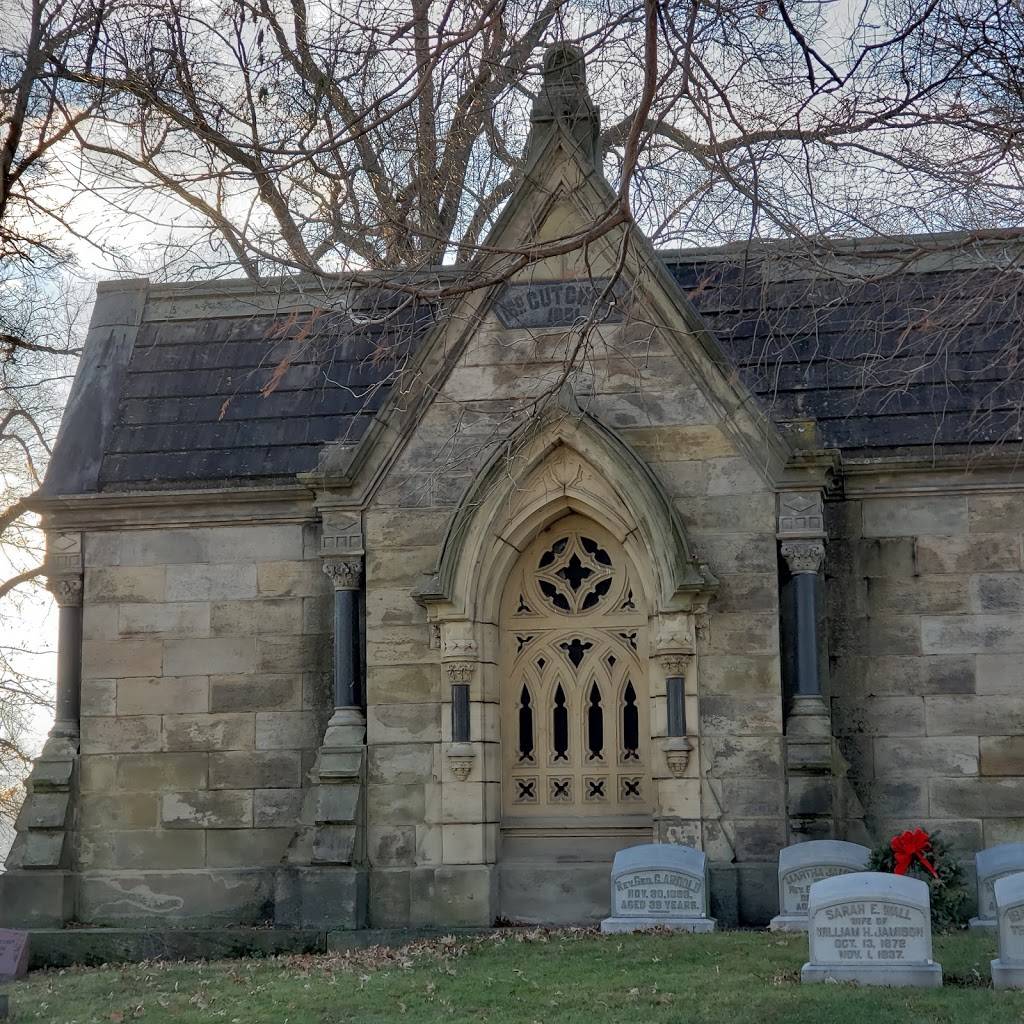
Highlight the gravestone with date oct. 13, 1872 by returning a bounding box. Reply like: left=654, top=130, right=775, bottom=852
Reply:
left=600, top=843, right=716, bottom=934
left=990, top=872, right=1024, bottom=989
left=801, top=872, right=942, bottom=987
left=971, top=843, right=1024, bottom=929
left=769, top=839, right=871, bottom=932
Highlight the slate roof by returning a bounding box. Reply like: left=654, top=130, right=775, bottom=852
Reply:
left=42, top=235, right=1024, bottom=495
left=83, top=293, right=430, bottom=493
left=665, top=243, right=1024, bottom=455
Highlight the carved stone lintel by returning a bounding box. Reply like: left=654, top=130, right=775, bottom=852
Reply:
left=446, top=742, right=475, bottom=781
left=322, top=558, right=362, bottom=591
left=445, top=662, right=475, bottom=683
left=47, top=576, right=83, bottom=608
left=780, top=539, right=826, bottom=575
left=664, top=736, right=693, bottom=778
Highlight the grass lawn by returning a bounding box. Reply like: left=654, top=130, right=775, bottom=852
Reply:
left=7, top=928, right=1022, bottom=1024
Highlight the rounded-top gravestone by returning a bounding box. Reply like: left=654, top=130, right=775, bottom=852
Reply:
left=801, top=872, right=942, bottom=988
left=990, top=871, right=1024, bottom=989
left=600, top=843, right=715, bottom=933
left=770, top=839, right=871, bottom=932
left=971, top=843, right=1024, bottom=929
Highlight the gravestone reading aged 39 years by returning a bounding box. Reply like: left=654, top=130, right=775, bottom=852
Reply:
left=0, top=930, right=28, bottom=983
left=971, top=843, right=1024, bottom=929
left=769, top=840, right=871, bottom=932
left=990, top=872, right=1024, bottom=989
left=600, top=843, right=716, bottom=933
left=801, top=873, right=942, bottom=988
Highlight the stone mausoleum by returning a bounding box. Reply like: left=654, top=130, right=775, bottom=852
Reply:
left=5, top=48, right=1024, bottom=934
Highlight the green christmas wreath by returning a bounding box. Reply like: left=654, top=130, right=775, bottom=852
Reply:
left=868, top=827, right=968, bottom=931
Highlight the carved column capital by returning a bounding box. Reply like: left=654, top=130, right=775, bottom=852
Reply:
left=322, top=558, right=363, bottom=590
left=47, top=576, right=83, bottom=607
left=780, top=539, right=825, bottom=575
left=445, top=661, right=476, bottom=683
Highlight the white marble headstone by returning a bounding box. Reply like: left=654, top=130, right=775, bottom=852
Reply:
left=769, top=840, right=871, bottom=932
left=600, top=843, right=715, bottom=933
left=801, top=872, right=942, bottom=987
left=990, top=871, right=1024, bottom=988
left=972, top=843, right=1024, bottom=929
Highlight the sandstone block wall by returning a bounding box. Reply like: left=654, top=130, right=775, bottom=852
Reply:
left=828, top=492, right=1024, bottom=858
left=363, top=307, right=785, bottom=926
left=77, top=521, right=331, bottom=924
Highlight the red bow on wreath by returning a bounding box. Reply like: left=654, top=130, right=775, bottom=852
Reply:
left=891, top=828, right=939, bottom=879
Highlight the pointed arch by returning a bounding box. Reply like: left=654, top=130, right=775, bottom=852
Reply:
left=414, top=400, right=716, bottom=622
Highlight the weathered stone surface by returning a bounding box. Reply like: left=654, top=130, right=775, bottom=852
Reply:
left=113, top=753, right=208, bottom=790
left=117, top=676, right=209, bottom=715
left=274, top=866, right=367, bottom=929
left=433, top=866, right=497, bottom=927
left=209, top=750, right=301, bottom=790
left=85, top=566, right=165, bottom=604
left=368, top=703, right=443, bottom=744
left=206, top=828, right=292, bottom=867
left=969, top=494, right=1024, bottom=534
left=163, top=713, right=254, bottom=752
left=209, top=599, right=304, bottom=636
left=702, top=736, right=783, bottom=777
left=874, top=736, right=978, bottom=777
left=0, top=928, right=31, bottom=981
left=161, top=790, right=253, bottom=829
left=79, top=868, right=274, bottom=926
left=85, top=525, right=304, bottom=567
left=931, top=778, right=1024, bottom=818
left=82, top=640, right=162, bottom=679
left=256, top=561, right=325, bottom=598
left=832, top=697, right=925, bottom=737
left=926, top=695, right=1024, bottom=736
left=80, top=794, right=158, bottom=829
left=119, top=602, right=211, bottom=638
left=977, top=654, right=1024, bottom=695
left=367, top=744, right=434, bottom=785
left=257, top=635, right=325, bottom=674
left=699, top=695, right=780, bottom=735
left=84, top=829, right=206, bottom=870
left=698, top=655, right=779, bottom=695
left=982, top=737, right=1024, bottom=776
left=862, top=496, right=967, bottom=538
left=254, top=788, right=304, bottom=827
left=367, top=825, right=417, bottom=867
left=164, top=637, right=256, bottom=676
left=367, top=784, right=426, bottom=825
left=255, top=711, right=318, bottom=750
left=915, top=535, right=1021, bottom=575
left=81, top=678, right=117, bottom=716
left=166, top=564, right=257, bottom=602
left=210, top=673, right=302, bottom=712
left=81, top=716, right=162, bottom=755
left=867, top=577, right=969, bottom=614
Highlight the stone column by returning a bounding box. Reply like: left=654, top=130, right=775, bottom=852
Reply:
left=0, top=532, right=83, bottom=925
left=777, top=492, right=866, bottom=843
left=276, top=534, right=368, bottom=930
left=321, top=558, right=365, bottom=746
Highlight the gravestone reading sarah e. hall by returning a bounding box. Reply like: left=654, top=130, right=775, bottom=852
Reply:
left=990, top=872, right=1024, bottom=989
left=971, top=843, right=1024, bottom=929
left=801, top=872, right=942, bottom=987
left=769, top=840, right=871, bottom=932
left=600, top=843, right=715, bottom=933
left=0, top=930, right=28, bottom=982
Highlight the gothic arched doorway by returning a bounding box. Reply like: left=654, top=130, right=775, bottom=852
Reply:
left=498, top=512, right=653, bottom=921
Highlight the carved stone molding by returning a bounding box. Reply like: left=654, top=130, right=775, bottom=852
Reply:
left=662, top=654, right=694, bottom=677
left=322, top=559, right=363, bottom=590
left=654, top=613, right=695, bottom=661
left=46, top=532, right=83, bottom=607
left=320, top=515, right=364, bottom=560
left=441, top=622, right=479, bottom=662
left=47, top=576, right=83, bottom=608
left=446, top=742, right=476, bottom=781
left=445, top=662, right=476, bottom=683
left=780, top=539, right=826, bottom=575
left=777, top=491, right=825, bottom=539
left=664, top=736, right=693, bottom=778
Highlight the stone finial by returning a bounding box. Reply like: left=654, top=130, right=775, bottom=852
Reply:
left=780, top=539, right=825, bottom=575
left=527, top=43, right=600, bottom=164
left=322, top=559, right=362, bottom=590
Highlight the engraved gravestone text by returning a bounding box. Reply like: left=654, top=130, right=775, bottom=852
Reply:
left=812, top=901, right=930, bottom=965
left=783, top=865, right=857, bottom=915
left=613, top=870, right=703, bottom=916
